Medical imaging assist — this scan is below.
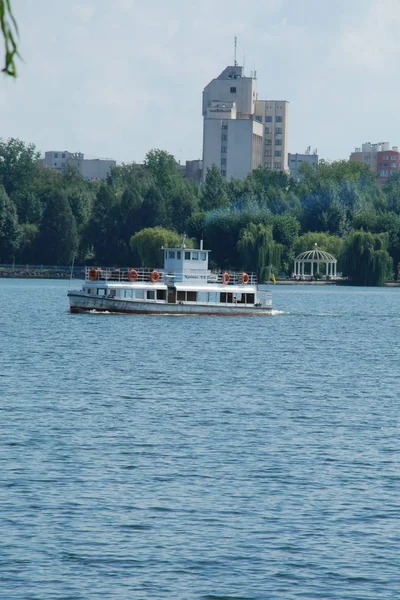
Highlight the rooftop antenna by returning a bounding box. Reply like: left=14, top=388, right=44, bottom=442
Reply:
left=234, top=36, right=238, bottom=66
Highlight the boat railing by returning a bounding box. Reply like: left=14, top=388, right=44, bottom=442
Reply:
left=85, top=267, right=258, bottom=285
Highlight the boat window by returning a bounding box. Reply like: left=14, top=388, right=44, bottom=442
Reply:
left=200, top=252, right=206, bottom=261
left=192, top=252, right=198, bottom=260
left=220, top=292, right=233, bottom=303
left=147, top=290, right=155, bottom=300
left=109, top=289, right=116, bottom=298
left=156, top=289, right=166, bottom=300
left=236, top=293, right=246, bottom=304
left=97, top=288, right=106, bottom=296
left=177, top=251, right=181, bottom=260
left=124, top=289, right=133, bottom=299
left=135, top=289, right=145, bottom=300
left=197, top=292, right=207, bottom=302
left=169, top=251, right=175, bottom=259
left=245, top=293, right=255, bottom=304
left=176, top=291, right=197, bottom=302
left=185, top=251, right=191, bottom=260
left=165, top=251, right=168, bottom=260
left=207, top=292, right=218, bottom=303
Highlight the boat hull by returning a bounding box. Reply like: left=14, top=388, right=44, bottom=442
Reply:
left=68, top=292, right=272, bottom=316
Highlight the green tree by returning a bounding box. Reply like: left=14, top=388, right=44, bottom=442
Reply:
left=15, top=223, right=39, bottom=263
left=0, top=138, right=41, bottom=196
left=130, top=227, right=193, bottom=267
left=293, top=232, right=343, bottom=259
left=85, top=184, right=119, bottom=264
left=272, top=214, right=301, bottom=273
left=382, top=172, right=400, bottom=214
left=237, top=223, right=282, bottom=282
left=0, top=185, right=20, bottom=261
left=201, top=165, right=229, bottom=211
left=341, top=230, right=392, bottom=286
left=35, top=190, right=78, bottom=265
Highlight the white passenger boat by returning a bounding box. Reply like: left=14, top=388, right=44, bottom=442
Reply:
left=68, top=241, right=273, bottom=315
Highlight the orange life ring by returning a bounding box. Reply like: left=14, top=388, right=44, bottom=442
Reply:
left=241, top=272, right=249, bottom=285
left=222, top=272, right=230, bottom=285
left=89, top=267, right=99, bottom=281
left=150, top=270, right=160, bottom=283
left=128, top=269, right=139, bottom=282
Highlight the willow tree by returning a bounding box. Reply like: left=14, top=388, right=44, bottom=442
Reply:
left=237, top=223, right=282, bottom=282
left=0, top=0, right=19, bottom=76
left=341, top=230, right=392, bottom=286
left=130, top=227, right=193, bottom=267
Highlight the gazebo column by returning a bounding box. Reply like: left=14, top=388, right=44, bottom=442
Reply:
left=310, top=261, right=314, bottom=276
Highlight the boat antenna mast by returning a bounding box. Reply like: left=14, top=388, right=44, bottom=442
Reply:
left=181, top=234, right=187, bottom=249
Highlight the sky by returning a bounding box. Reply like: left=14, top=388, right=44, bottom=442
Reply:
left=1, top=0, right=400, bottom=164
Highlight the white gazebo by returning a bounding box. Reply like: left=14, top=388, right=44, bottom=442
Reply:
left=293, top=244, right=337, bottom=279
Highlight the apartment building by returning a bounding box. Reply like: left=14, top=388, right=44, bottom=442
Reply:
left=202, top=65, right=289, bottom=180
left=44, top=151, right=116, bottom=181
left=349, top=142, right=400, bottom=183
left=288, top=148, right=318, bottom=180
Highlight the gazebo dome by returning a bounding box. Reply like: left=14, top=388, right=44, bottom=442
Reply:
left=293, top=244, right=337, bottom=279
left=296, top=248, right=336, bottom=262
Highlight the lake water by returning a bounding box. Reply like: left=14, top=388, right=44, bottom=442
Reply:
left=1, top=279, right=399, bottom=599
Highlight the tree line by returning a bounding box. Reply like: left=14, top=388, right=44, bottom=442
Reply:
left=1, top=137, right=400, bottom=285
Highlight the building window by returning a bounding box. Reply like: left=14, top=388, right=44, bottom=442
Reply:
left=255, top=116, right=262, bottom=123
left=265, top=127, right=271, bottom=134
left=222, top=124, right=228, bottom=130
left=275, top=139, right=282, bottom=146
left=265, top=150, right=272, bottom=157
left=221, top=134, right=227, bottom=142
left=275, top=150, right=282, bottom=157
left=62, top=153, right=65, bottom=158
left=230, top=86, right=236, bottom=93
left=383, top=155, right=389, bottom=160
left=221, top=169, right=227, bottom=176
left=221, top=158, right=226, bottom=165
left=275, top=127, right=282, bottom=134
left=265, top=116, right=272, bottom=122
left=380, top=170, right=388, bottom=177
left=265, top=162, right=271, bottom=168
left=276, top=116, right=283, bottom=123
left=274, top=162, right=281, bottom=169
left=54, top=152, right=58, bottom=158
left=391, top=155, right=397, bottom=160
left=221, top=146, right=227, bottom=153
left=265, top=139, right=272, bottom=146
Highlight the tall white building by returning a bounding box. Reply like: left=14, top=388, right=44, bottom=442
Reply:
left=44, top=151, right=116, bottom=181
left=202, top=65, right=289, bottom=180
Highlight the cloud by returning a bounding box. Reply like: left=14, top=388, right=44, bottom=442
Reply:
left=330, top=0, right=400, bottom=73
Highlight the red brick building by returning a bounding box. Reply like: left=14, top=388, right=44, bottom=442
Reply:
left=377, top=149, right=400, bottom=184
